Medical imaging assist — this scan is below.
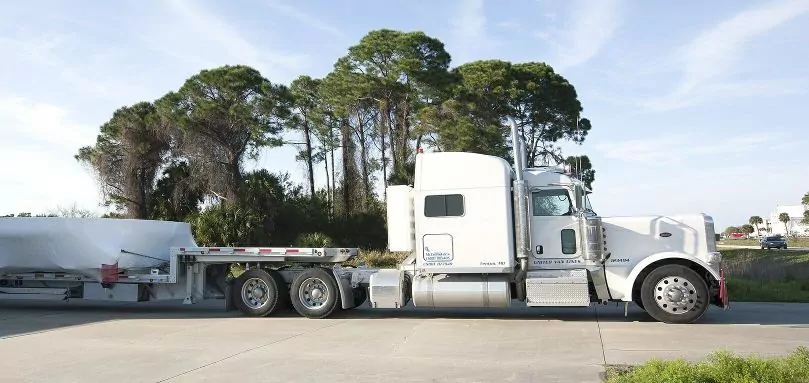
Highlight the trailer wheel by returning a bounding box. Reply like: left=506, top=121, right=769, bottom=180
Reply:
left=289, top=268, right=340, bottom=319
left=233, top=269, right=283, bottom=317
left=640, top=264, right=709, bottom=324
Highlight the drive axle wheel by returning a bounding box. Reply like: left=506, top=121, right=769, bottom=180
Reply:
left=233, top=269, right=286, bottom=317
left=640, top=264, right=709, bottom=324
left=290, top=268, right=340, bottom=319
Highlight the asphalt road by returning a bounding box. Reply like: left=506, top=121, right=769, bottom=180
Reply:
left=1, top=299, right=808, bottom=383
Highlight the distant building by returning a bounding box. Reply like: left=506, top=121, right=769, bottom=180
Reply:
left=764, top=205, right=809, bottom=236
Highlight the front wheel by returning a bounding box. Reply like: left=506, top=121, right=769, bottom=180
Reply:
left=639, top=264, right=710, bottom=324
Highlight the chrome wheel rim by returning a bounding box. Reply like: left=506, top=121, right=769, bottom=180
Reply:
left=654, top=276, right=698, bottom=314
left=298, top=277, right=329, bottom=310
left=241, top=277, right=270, bottom=309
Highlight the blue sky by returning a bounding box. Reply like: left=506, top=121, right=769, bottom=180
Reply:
left=1, top=0, right=808, bottom=231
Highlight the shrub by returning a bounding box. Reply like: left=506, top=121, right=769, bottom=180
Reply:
left=295, top=232, right=334, bottom=247
left=606, top=346, right=809, bottom=383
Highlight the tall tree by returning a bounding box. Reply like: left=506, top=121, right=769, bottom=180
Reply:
left=163, top=65, right=293, bottom=205
left=749, top=216, right=763, bottom=236
left=75, top=101, right=171, bottom=218
left=741, top=224, right=755, bottom=237
left=416, top=59, right=595, bottom=182
left=511, top=62, right=591, bottom=166
left=289, top=75, right=323, bottom=198
left=334, top=29, right=452, bottom=185
left=778, top=212, right=791, bottom=235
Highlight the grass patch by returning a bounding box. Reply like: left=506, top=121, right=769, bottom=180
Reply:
left=605, top=347, right=809, bottom=383
left=719, top=249, right=809, bottom=302
left=719, top=237, right=809, bottom=248
left=728, top=277, right=809, bottom=302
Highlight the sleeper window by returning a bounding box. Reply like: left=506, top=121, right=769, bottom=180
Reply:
left=424, top=194, right=464, bottom=217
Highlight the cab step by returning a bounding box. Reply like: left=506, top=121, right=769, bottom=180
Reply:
left=525, top=269, right=590, bottom=307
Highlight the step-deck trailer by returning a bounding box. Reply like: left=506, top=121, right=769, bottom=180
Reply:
left=0, top=117, right=729, bottom=324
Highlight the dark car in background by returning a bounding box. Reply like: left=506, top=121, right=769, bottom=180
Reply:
left=760, top=235, right=788, bottom=249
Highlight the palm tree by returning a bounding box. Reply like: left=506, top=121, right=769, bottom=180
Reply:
left=778, top=212, right=791, bottom=235
left=749, top=216, right=763, bottom=237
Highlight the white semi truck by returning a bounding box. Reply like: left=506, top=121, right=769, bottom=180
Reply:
left=0, top=117, right=729, bottom=324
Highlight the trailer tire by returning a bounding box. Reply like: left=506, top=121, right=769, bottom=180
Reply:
left=233, top=269, right=283, bottom=317
left=289, top=268, right=341, bottom=319
left=640, top=264, right=709, bottom=324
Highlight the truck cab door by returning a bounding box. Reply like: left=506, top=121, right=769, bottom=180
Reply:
left=529, top=187, right=581, bottom=260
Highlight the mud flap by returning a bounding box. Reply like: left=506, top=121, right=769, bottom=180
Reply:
left=224, top=279, right=237, bottom=311
left=718, top=267, right=729, bottom=309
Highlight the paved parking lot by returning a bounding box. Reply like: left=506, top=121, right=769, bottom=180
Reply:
left=1, top=300, right=808, bottom=383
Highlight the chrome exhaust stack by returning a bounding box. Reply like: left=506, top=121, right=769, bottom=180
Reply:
left=508, top=116, right=531, bottom=301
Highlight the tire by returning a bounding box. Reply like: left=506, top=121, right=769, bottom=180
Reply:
left=289, top=268, right=341, bottom=319
left=233, top=268, right=285, bottom=317
left=639, top=264, right=710, bottom=324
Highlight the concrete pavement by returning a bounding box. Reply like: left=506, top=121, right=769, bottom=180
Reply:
left=1, top=300, right=808, bottom=383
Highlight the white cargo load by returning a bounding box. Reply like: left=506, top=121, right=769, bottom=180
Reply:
left=0, top=217, right=197, bottom=280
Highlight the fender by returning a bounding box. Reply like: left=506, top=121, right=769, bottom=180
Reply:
left=622, top=251, right=720, bottom=302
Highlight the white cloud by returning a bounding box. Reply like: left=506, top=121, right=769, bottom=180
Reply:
left=449, top=0, right=497, bottom=64
left=0, top=96, right=102, bottom=215
left=145, top=0, right=310, bottom=82
left=0, top=34, right=147, bottom=101
left=0, top=94, right=96, bottom=150
left=642, top=0, right=809, bottom=111
left=263, top=1, right=345, bottom=38
left=534, top=0, right=624, bottom=70
left=594, top=131, right=795, bottom=165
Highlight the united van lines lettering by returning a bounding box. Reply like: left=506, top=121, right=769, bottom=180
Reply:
left=532, top=259, right=583, bottom=265
left=424, top=246, right=453, bottom=262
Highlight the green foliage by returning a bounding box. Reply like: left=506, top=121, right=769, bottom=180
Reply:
left=740, top=224, right=754, bottom=234
left=295, top=232, right=334, bottom=247
left=724, top=226, right=741, bottom=235
left=75, top=101, right=171, bottom=218
left=187, top=203, right=265, bottom=247
left=148, top=161, right=204, bottom=221
left=564, top=155, right=595, bottom=190
left=606, top=347, right=809, bottom=383
left=164, top=65, right=294, bottom=203
left=72, top=28, right=598, bottom=250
